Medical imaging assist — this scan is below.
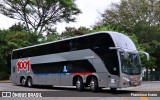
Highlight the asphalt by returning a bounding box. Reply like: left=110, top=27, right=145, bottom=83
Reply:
left=1, top=80, right=160, bottom=83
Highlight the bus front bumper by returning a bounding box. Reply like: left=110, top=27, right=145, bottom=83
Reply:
left=121, top=80, right=142, bottom=88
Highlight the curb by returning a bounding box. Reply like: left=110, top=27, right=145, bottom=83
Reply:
left=142, top=81, right=160, bottom=83
left=0, top=80, right=11, bottom=83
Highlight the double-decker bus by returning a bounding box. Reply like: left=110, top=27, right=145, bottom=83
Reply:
left=11, top=31, right=149, bottom=92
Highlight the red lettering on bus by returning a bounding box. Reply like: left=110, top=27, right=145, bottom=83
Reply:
left=16, top=59, right=30, bottom=73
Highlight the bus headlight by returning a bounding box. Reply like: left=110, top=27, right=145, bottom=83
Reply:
left=123, top=77, right=130, bottom=82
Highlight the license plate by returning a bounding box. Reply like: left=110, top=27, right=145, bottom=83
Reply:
left=134, top=82, right=138, bottom=85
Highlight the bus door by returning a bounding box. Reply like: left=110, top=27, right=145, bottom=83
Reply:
left=104, top=51, right=120, bottom=88
left=106, top=59, right=120, bottom=88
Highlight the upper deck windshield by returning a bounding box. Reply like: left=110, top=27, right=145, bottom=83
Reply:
left=120, top=52, right=141, bottom=75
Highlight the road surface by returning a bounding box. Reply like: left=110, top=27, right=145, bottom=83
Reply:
left=0, top=81, right=160, bottom=100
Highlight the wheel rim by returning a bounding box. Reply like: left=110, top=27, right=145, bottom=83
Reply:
left=22, top=79, right=25, bottom=85
left=76, top=80, right=80, bottom=88
left=90, top=81, right=95, bottom=89
left=28, top=79, right=31, bottom=87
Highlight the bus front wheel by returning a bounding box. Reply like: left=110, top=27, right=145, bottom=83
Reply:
left=76, top=77, right=84, bottom=91
left=90, top=77, right=98, bottom=92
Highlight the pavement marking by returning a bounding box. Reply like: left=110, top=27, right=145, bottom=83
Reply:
left=140, top=97, right=149, bottom=100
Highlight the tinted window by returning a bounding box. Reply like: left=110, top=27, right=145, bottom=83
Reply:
left=32, top=63, right=63, bottom=74
left=12, top=40, right=72, bottom=59
left=70, top=39, right=78, bottom=50
left=88, top=33, right=119, bottom=76
left=45, top=42, right=58, bottom=55
left=76, top=37, right=89, bottom=50
left=57, top=40, right=71, bottom=53
left=102, top=50, right=119, bottom=75
left=70, top=60, right=96, bottom=72
left=12, top=33, right=116, bottom=60
left=31, top=60, right=96, bottom=74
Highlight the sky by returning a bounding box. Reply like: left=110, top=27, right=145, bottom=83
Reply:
left=0, top=0, right=120, bottom=33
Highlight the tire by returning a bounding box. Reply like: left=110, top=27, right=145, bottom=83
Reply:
left=27, top=77, right=33, bottom=87
left=76, top=77, right=84, bottom=91
left=90, top=77, right=98, bottom=92
left=21, top=78, right=27, bottom=87
left=110, top=88, right=117, bottom=91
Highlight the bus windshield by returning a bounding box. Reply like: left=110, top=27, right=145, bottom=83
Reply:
left=120, top=52, right=141, bottom=75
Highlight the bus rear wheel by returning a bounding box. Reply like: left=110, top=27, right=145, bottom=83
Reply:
left=76, top=77, right=84, bottom=91
left=90, top=77, right=98, bottom=92
left=21, top=78, right=27, bottom=87
left=27, top=77, right=33, bottom=87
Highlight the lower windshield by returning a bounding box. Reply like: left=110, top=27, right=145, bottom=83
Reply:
left=120, top=52, right=141, bottom=75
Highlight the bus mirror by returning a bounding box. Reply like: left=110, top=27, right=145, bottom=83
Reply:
left=145, top=52, right=150, bottom=61
left=109, top=47, right=128, bottom=59
left=138, top=51, right=150, bottom=61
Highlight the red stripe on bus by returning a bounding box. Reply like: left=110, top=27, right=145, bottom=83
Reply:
left=72, top=72, right=93, bottom=75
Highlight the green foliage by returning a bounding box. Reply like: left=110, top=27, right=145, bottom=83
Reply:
left=61, top=27, right=91, bottom=38
left=0, top=0, right=81, bottom=35
left=0, top=24, right=39, bottom=79
left=101, top=0, right=160, bottom=35
left=93, top=25, right=116, bottom=32
left=43, top=33, right=61, bottom=42
left=142, top=40, right=160, bottom=67
left=129, top=34, right=144, bottom=51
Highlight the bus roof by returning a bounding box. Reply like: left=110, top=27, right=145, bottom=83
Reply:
left=13, top=31, right=123, bottom=52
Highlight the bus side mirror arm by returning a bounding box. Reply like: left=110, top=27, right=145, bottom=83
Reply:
left=138, top=51, right=150, bottom=61
left=109, top=47, right=121, bottom=50
left=109, top=47, right=128, bottom=59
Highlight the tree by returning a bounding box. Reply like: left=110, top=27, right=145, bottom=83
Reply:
left=43, top=32, right=61, bottom=42
left=61, top=26, right=91, bottom=38
left=101, top=0, right=160, bottom=38
left=0, top=0, right=81, bottom=35
left=9, top=22, right=28, bottom=32
left=0, top=24, right=39, bottom=79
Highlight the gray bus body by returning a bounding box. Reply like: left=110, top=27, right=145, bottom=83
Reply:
left=11, top=31, right=144, bottom=91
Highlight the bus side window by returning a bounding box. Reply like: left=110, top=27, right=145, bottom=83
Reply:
left=71, top=39, right=78, bottom=50
left=77, top=37, right=88, bottom=50
left=67, top=64, right=72, bottom=72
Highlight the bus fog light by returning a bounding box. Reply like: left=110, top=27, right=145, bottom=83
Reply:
left=123, top=77, right=130, bottom=82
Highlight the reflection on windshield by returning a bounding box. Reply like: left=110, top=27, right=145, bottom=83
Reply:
left=120, top=52, right=141, bottom=75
